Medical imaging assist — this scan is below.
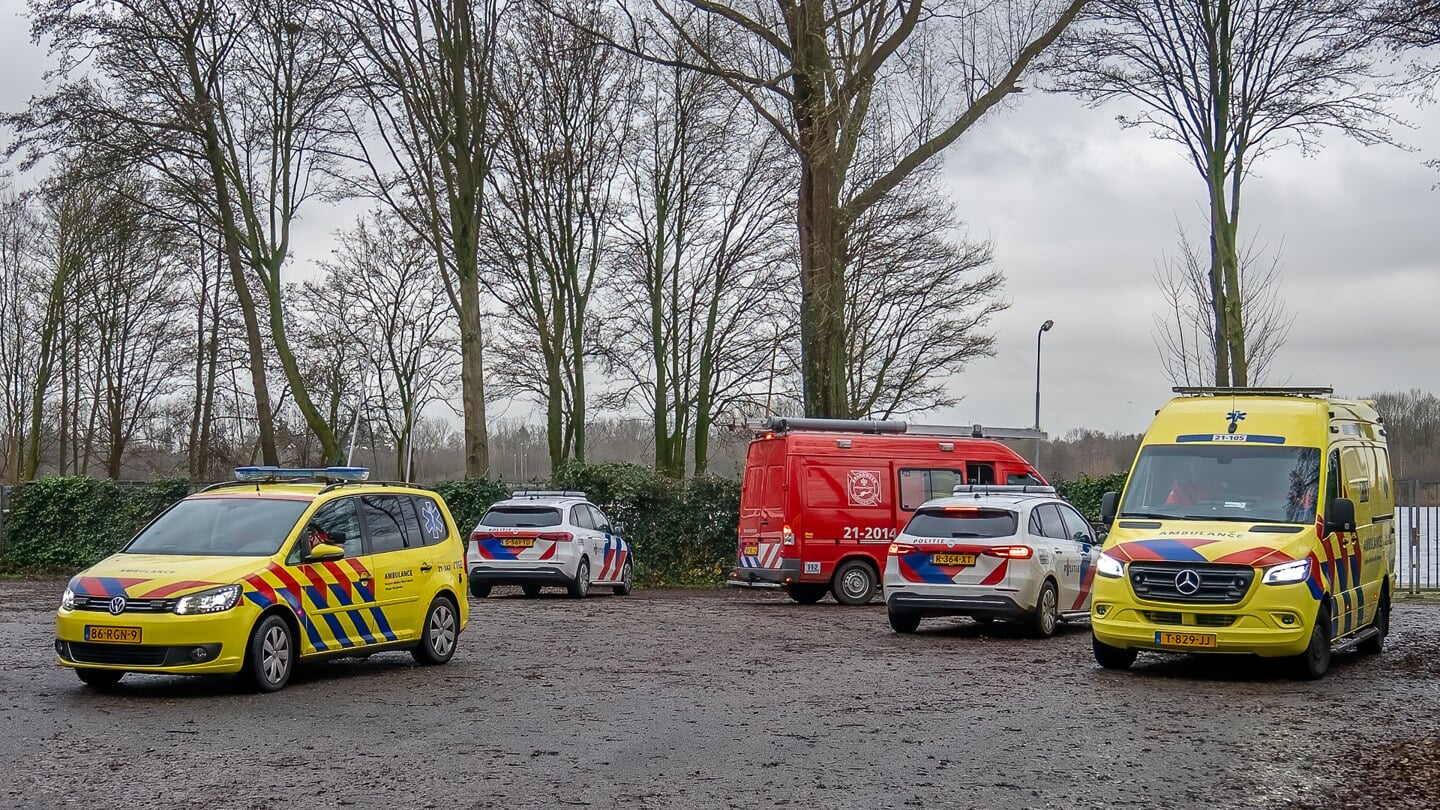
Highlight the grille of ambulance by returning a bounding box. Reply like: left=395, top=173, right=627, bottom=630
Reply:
left=71, top=595, right=175, bottom=612
left=738, top=540, right=783, bottom=569
left=1128, top=561, right=1254, bottom=604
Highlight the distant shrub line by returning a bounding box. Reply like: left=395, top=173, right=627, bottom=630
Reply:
left=0, top=467, right=1127, bottom=583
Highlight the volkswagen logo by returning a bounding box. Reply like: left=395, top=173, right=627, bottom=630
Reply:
left=108, top=596, right=127, bottom=615
left=1174, top=569, right=1202, bottom=596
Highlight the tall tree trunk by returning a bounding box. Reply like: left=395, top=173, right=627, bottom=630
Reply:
left=23, top=255, right=69, bottom=479
left=456, top=262, right=490, bottom=478
left=259, top=261, right=341, bottom=463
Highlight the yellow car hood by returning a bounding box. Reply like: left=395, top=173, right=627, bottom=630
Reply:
left=1102, top=521, right=1314, bottom=567
left=68, top=554, right=269, bottom=599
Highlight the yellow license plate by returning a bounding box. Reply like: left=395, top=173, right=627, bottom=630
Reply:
left=501, top=537, right=535, bottom=548
left=742, top=545, right=760, bottom=556
left=1155, top=631, right=1217, bottom=649
left=85, top=626, right=141, bottom=644
left=932, top=553, right=977, bottom=566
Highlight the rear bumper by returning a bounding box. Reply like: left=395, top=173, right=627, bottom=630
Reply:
left=469, top=567, right=575, bottom=586
left=728, top=558, right=801, bottom=588
left=887, top=592, right=1028, bottom=620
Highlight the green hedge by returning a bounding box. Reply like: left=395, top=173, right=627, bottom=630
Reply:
left=0, top=477, right=190, bottom=573
left=0, top=467, right=739, bottom=587
left=1053, top=472, right=1129, bottom=522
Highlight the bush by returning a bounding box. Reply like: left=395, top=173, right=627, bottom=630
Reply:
left=0, top=477, right=191, bottom=573
left=1053, top=472, right=1129, bottom=522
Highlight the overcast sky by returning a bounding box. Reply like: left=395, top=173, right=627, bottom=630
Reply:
left=3, top=2, right=1437, bottom=438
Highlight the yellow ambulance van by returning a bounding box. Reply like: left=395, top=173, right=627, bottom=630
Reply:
left=1090, top=387, right=1395, bottom=679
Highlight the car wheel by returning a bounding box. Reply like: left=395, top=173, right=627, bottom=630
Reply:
left=785, top=584, right=827, bottom=604
left=832, top=560, right=878, bottom=605
left=1026, top=580, right=1060, bottom=638
left=971, top=615, right=995, bottom=626
left=1092, top=636, right=1137, bottom=670
left=613, top=559, right=633, bottom=596
left=469, top=581, right=492, bottom=599
left=888, top=608, right=921, bottom=634
left=521, top=584, right=542, bottom=599
left=1359, top=592, right=1389, bottom=656
left=567, top=557, right=591, bottom=599
left=1292, top=604, right=1332, bottom=680
left=75, top=668, right=124, bottom=689
left=412, top=596, right=459, bottom=665
left=242, top=614, right=295, bottom=692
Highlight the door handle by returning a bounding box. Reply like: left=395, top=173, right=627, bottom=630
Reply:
left=419, top=563, right=433, bottom=572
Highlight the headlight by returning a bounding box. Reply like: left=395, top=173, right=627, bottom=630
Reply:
left=174, top=584, right=243, bottom=615
left=60, top=587, right=75, bottom=611
left=1262, top=559, right=1311, bottom=585
left=1097, top=552, right=1124, bottom=579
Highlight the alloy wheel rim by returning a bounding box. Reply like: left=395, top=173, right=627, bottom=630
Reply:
left=262, top=625, right=290, bottom=683
left=578, top=562, right=589, bottom=594
left=430, top=604, right=455, bottom=657
left=1042, top=589, right=1057, bottom=632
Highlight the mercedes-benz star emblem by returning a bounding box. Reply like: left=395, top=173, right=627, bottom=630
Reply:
left=1175, top=569, right=1202, bottom=596
left=108, top=596, right=127, bottom=615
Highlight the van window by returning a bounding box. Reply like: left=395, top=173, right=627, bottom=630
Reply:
left=1008, top=472, right=1044, bottom=486
left=1119, top=444, right=1321, bottom=525
left=360, top=495, right=408, bottom=554
left=1341, top=447, right=1373, bottom=505
left=966, top=463, right=995, bottom=485
left=906, top=508, right=1018, bottom=539
left=899, top=469, right=963, bottom=511
left=1036, top=504, right=1069, bottom=540
left=1058, top=506, right=1094, bottom=543
left=1324, top=449, right=1341, bottom=514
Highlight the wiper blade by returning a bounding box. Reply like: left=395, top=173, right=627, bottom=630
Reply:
left=1180, top=515, right=1256, bottom=523
left=949, top=532, right=985, bottom=538
left=1118, top=512, right=1175, bottom=520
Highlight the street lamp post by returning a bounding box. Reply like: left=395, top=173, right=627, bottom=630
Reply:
left=1035, top=319, right=1054, bottom=471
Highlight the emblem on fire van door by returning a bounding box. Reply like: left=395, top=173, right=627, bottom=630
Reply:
left=847, top=470, right=883, bottom=507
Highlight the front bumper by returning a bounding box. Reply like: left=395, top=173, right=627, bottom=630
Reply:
left=728, top=558, right=801, bottom=588
left=1089, top=576, right=1317, bottom=657
left=55, top=607, right=253, bottom=674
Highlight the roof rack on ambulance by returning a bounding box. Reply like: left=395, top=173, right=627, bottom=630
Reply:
left=201, top=466, right=371, bottom=492
left=510, top=489, right=588, bottom=499
left=951, top=484, right=1057, bottom=497
left=1172, top=386, right=1334, bottom=397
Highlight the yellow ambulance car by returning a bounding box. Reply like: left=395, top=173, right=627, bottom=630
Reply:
left=1091, top=387, right=1395, bottom=679
left=54, top=467, right=469, bottom=692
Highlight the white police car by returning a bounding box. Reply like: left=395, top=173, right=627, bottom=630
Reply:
left=883, top=486, right=1098, bottom=636
left=466, top=491, right=633, bottom=599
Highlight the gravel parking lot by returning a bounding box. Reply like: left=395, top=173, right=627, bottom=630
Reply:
left=1, top=579, right=1437, bottom=809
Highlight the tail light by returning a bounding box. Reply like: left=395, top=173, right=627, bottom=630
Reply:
left=984, top=545, right=1033, bottom=559
left=887, top=542, right=918, bottom=555
left=538, top=531, right=574, bottom=542
left=782, top=524, right=795, bottom=546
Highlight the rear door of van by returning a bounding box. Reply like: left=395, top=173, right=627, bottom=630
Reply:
left=738, top=439, right=787, bottom=572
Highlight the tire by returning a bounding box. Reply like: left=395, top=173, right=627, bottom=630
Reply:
left=242, top=614, right=295, bottom=692
left=567, top=557, right=591, bottom=599
left=1092, top=636, right=1137, bottom=670
left=888, top=608, right=921, bottom=634
left=613, top=559, right=633, bottom=596
left=971, top=615, right=995, bottom=625
left=832, top=560, right=878, bottom=605
left=412, top=596, right=459, bottom=665
left=1026, top=580, right=1060, bottom=638
left=785, top=584, right=827, bottom=604
left=1292, top=604, right=1332, bottom=680
left=75, top=668, right=124, bottom=689
left=521, top=584, right=542, bottom=599
left=1359, top=591, right=1389, bottom=656
left=469, top=581, right=492, bottom=599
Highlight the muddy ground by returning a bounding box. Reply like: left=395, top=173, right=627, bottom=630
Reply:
left=1, top=579, right=1437, bottom=809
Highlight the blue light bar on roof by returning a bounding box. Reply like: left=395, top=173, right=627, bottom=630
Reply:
left=233, top=466, right=371, bottom=482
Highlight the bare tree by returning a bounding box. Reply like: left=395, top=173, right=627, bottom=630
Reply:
left=0, top=186, right=39, bottom=481
left=607, top=34, right=793, bottom=477
left=1369, top=2, right=1440, bottom=89
left=485, top=0, right=633, bottom=470
left=329, top=0, right=502, bottom=478
left=1152, top=225, right=1293, bottom=388
left=587, top=0, right=1090, bottom=418
left=1054, top=0, right=1397, bottom=386
left=307, top=210, right=459, bottom=480
left=844, top=166, right=1008, bottom=419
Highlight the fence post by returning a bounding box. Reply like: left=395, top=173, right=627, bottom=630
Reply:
left=1411, top=526, right=1421, bottom=596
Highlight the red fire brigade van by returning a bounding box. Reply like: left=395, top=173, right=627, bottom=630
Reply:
left=728, top=418, right=1046, bottom=604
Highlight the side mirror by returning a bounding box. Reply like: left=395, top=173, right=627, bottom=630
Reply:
left=1100, top=491, right=1119, bottom=524
left=1325, top=498, right=1357, bottom=534
left=611, top=521, right=626, bottom=535
left=306, top=542, right=345, bottom=562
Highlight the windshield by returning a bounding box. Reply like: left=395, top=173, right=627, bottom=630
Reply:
left=480, top=506, right=562, bottom=528
left=1119, top=444, right=1321, bottom=524
left=906, top=508, right=1018, bottom=539
left=125, top=497, right=310, bottom=556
